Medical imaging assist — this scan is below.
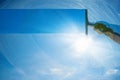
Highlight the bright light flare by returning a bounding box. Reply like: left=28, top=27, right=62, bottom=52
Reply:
left=68, top=34, right=93, bottom=57
left=61, top=33, right=94, bottom=57
left=71, top=34, right=93, bottom=53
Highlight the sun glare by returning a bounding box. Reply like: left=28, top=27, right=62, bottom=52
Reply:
left=67, top=34, right=94, bottom=57
left=72, top=34, right=93, bottom=53
left=61, top=33, right=94, bottom=57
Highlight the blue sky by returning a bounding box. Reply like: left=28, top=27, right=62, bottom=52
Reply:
left=0, top=0, right=120, bottom=80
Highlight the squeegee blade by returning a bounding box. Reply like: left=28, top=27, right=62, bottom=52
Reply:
left=85, top=9, right=88, bottom=35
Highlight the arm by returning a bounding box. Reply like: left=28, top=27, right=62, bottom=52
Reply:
left=93, top=23, right=120, bottom=44
left=105, top=32, right=120, bottom=44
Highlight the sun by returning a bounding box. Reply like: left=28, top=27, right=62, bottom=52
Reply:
left=62, top=33, right=94, bottom=57
left=72, top=34, right=93, bottom=53
left=69, top=34, right=93, bottom=57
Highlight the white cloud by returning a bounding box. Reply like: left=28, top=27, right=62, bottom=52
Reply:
left=49, top=67, right=76, bottom=77
left=105, top=69, right=119, bottom=75
left=50, top=67, right=63, bottom=75
left=64, top=71, right=75, bottom=78
left=36, top=67, right=76, bottom=80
